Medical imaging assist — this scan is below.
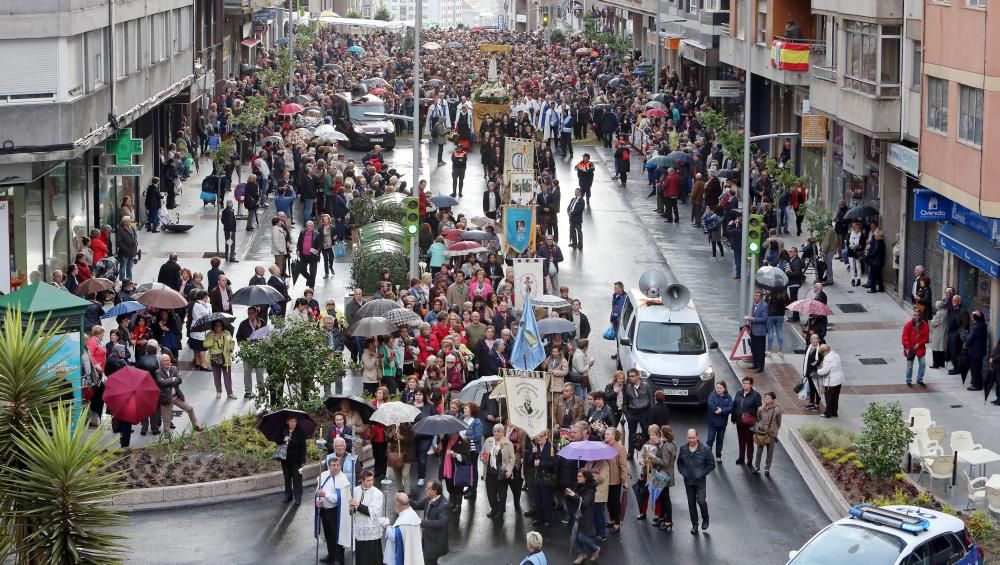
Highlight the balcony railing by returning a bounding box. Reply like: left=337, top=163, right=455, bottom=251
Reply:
left=808, top=43, right=837, bottom=82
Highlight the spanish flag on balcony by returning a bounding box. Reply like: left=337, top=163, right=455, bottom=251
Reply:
left=771, top=40, right=809, bottom=72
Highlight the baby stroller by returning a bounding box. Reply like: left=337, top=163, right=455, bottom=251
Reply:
left=158, top=210, right=193, bottom=233
left=92, top=256, right=120, bottom=281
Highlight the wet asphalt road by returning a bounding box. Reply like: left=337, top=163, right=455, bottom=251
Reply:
left=121, top=137, right=827, bottom=564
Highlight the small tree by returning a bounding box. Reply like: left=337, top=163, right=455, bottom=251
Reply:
left=373, top=4, right=393, bottom=21
left=1, top=404, right=126, bottom=564
left=346, top=8, right=363, bottom=18
left=856, top=401, right=914, bottom=481
left=237, top=321, right=346, bottom=413
left=551, top=29, right=566, bottom=44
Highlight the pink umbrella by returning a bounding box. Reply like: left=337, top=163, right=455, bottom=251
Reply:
left=277, top=102, right=305, bottom=116
left=444, top=241, right=488, bottom=256
left=787, top=299, right=833, bottom=316
left=645, top=108, right=668, bottom=118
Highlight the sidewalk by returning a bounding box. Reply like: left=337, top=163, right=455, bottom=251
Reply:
left=594, top=146, right=1000, bottom=461
left=102, top=158, right=360, bottom=446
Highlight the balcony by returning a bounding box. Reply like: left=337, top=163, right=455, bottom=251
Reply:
left=808, top=62, right=901, bottom=137
left=719, top=34, right=822, bottom=87
left=807, top=42, right=836, bottom=82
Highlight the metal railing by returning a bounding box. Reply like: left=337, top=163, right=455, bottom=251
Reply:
left=720, top=22, right=731, bottom=36
left=807, top=43, right=837, bottom=82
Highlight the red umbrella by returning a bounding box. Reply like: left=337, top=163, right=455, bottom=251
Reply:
left=277, top=102, right=305, bottom=116
left=645, top=108, right=668, bottom=118
left=103, top=367, right=161, bottom=425
left=440, top=228, right=465, bottom=240
left=446, top=240, right=484, bottom=252
left=369, top=87, right=388, bottom=95
left=787, top=299, right=834, bottom=316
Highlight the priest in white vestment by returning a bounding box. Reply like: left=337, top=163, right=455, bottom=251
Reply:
left=316, top=457, right=352, bottom=564
left=351, top=470, right=385, bottom=565
left=382, top=493, right=423, bottom=565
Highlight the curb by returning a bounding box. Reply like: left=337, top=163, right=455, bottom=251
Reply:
left=111, top=461, right=323, bottom=512
left=781, top=426, right=851, bottom=523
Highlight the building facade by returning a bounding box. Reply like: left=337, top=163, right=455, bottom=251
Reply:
left=914, top=0, right=998, bottom=334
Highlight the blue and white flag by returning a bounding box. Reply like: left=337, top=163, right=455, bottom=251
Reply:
left=504, top=205, right=535, bottom=253
left=510, top=296, right=546, bottom=370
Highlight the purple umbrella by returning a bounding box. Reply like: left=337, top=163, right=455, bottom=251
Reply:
left=557, top=440, right=618, bottom=461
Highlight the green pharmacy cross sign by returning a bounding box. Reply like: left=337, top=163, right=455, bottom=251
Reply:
left=105, top=129, right=143, bottom=165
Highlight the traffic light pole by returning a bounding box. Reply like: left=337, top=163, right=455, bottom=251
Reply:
left=738, top=131, right=800, bottom=315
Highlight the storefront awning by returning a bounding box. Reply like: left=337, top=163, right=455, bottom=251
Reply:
left=939, top=224, right=1000, bottom=278
left=241, top=38, right=261, bottom=47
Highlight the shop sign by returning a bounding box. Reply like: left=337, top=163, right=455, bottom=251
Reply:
left=709, top=80, right=741, bottom=98
left=938, top=226, right=1000, bottom=278
left=252, top=9, right=275, bottom=21
left=680, top=41, right=707, bottom=65
left=106, top=165, right=143, bottom=177
left=842, top=127, right=863, bottom=176
left=913, top=188, right=1000, bottom=246
left=912, top=189, right=949, bottom=222
left=887, top=143, right=918, bottom=177
left=800, top=115, right=827, bottom=147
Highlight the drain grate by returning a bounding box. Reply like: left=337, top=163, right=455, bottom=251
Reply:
left=858, top=358, right=888, bottom=365
left=837, top=303, right=867, bottom=313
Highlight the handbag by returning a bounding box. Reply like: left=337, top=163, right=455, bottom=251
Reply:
left=793, top=377, right=806, bottom=394
left=453, top=462, right=474, bottom=487
left=753, top=431, right=772, bottom=446
left=740, top=412, right=757, bottom=427
left=603, top=325, right=617, bottom=340
left=200, top=190, right=217, bottom=203
left=210, top=353, right=226, bottom=367
left=540, top=468, right=558, bottom=487
left=334, top=241, right=346, bottom=258
left=272, top=443, right=288, bottom=460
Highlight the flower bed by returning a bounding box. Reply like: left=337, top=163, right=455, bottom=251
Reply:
left=100, top=413, right=331, bottom=489
left=803, top=425, right=1000, bottom=557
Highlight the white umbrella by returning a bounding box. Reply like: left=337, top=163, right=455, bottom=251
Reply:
left=370, top=401, right=421, bottom=426
left=470, top=216, right=497, bottom=228
left=531, top=294, right=571, bottom=310
left=755, top=266, right=789, bottom=291
left=314, top=123, right=350, bottom=142
left=459, top=375, right=502, bottom=403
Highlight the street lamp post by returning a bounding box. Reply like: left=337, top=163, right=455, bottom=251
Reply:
left=412, top=4, right=423, bottom=280
left=653, top=0, right=660, bottom=94
left=737, top=0, right=754, bottom=318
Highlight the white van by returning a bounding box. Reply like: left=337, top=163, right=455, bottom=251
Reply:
left=615, top=273, right=718, bottom=405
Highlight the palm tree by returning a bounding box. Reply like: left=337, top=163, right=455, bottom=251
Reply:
left=1, top=403, right=126, bottom=564
left=0, top=308, right=127, bottom=563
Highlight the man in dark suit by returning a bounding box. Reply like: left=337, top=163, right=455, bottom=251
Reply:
left=567, top=188, right=586, bottom=249
left=413, top=480, right=450, bottom=565
left=964, top=310, right=988, bottom=390
left=156, top=253, right=182, bottom=291
left=221, top=200, right=238, bottom=263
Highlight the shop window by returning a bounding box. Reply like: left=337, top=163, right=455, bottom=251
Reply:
left=957, top=259, right=991, bottom=327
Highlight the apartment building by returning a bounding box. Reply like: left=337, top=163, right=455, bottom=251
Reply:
left=912, top=0, right=999, bottom=334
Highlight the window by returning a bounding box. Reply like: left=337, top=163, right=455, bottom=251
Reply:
left=173, top=9, right=181, bottom=53
left=959, top=85, right=983, bottom=146
left=636, top=322, right=706, bottom=354
left=843, top=20, right=901, bottom=97
left=926, top=77, right=949, bottom=133
left=115, top=24, right=125, bottom=78
left=736, top=0, right=746, bottom=39
left=910, top=40, right=921, bottom=92
left=66, top=35, right=84, bottom=96
left=178, top=7, right=192, bottom=51
left=86, top=29, right=105, bottom=91
left=128, top=19, right=140, bottom=72
left=756, top=0, right=767, bottom=44
left=967, top=0, right=985, bottom=7
left=152, top=13, right=165, bottom=62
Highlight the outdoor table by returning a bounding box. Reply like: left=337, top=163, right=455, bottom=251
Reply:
left=953, top=448, right=1000, bottom=485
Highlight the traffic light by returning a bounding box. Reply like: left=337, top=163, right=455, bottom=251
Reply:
left=543, top=13, right=549, bottom=26
left=403, top=196, right=420, bottom=245
left=746, top=213, right=763, bottom=256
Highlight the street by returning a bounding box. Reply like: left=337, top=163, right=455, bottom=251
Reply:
left=120, top=137, right=827, bottom=564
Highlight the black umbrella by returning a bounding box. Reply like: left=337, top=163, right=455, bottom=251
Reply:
left=984, top=368, right=997, bottom=404
left=630, top=477, right=648, bottom=511
left=349, top=317, right=397, bottom=337
left=258, top=409, right=317, bottom=442
left=190, top=313, right=236, bottom=332
left=844, top=205, right=879, bottom=221
left=716, top=169, right=740, bottom=180
left=231, top=285, right=285, bottom=306
left=358, top=299, right=403, bottom=318
left=412, top=414, right=468, bottom=435
left=324, top=395, right=376, bottom=421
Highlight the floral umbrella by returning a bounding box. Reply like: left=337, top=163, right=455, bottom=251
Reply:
left=286, top=128, right=313, bottom=145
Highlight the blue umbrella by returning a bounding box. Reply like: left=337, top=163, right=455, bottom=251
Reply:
left=666, top=150, right=694, bottom=165
left=645, top=154, right=673, bottom=168
left=347, top=45, right=365, bottom=54
left=429, top=194, right=459, bottom=208
left=447, top=41, right=463, bottom=49
left=102, top=301, right=146, bottom=319
left=632, top=69, right=648, bottom=77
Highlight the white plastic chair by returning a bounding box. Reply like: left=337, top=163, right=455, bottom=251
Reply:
left=926, top=426, right=946, bottom=444
left=920, top=454, right=955, bottom=492
left=987, top=487, right=1000, bottom=519
left=964, top=471, right=988, bottom=510
left=950, top=431, right=983, bottom=453
left=907, top=407, right=935, bottom=431
left=914, top=437, right=944, bottom=482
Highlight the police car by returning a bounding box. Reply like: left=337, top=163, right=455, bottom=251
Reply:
left=787, top=504, right=985, bottom=564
